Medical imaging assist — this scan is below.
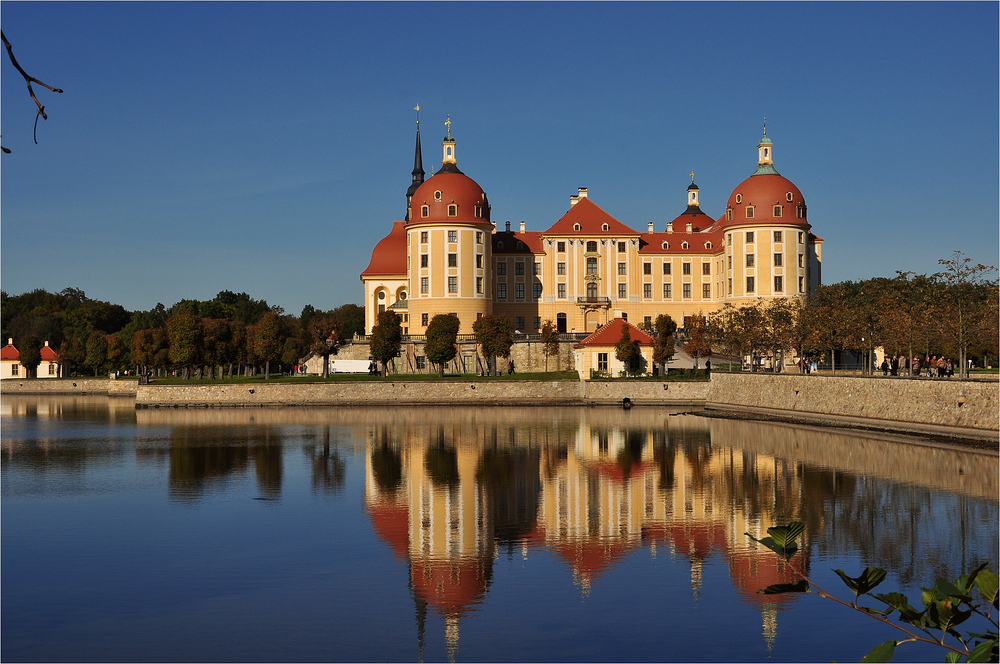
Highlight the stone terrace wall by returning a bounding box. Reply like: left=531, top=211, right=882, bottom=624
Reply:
left=1, top=378, right=139, bottom=396
left=707, top=373, right=998, bottom=438
left=135, top=380, right=708, bottom=408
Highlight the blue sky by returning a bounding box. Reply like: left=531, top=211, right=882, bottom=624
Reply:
left=2, top=2, right=997, bottom=314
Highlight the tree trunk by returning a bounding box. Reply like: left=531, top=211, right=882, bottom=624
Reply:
left=265, top=360, right=270, bottom=380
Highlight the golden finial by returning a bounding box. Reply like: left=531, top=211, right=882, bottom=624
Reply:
left=415, top=104, right=420, bottom=125
left=763, top=117, right=767, bottom=136
left=445, top=114, right=452, bottom=138
left=690, top=170, right=695, bottom=184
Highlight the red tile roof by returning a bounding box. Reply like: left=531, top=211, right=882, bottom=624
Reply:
left=361, top=221, right=407, bottom=278
left=542, top=197, right=639, bottom=237
left=1, top=342, right=19, bottom=361
left=575, top=318, right=653, bottom=347
left=40, top=344, right=59, bottom=361
left=492, top=230, right=544, bottom=254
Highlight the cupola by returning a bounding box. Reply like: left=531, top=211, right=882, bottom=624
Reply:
left=442, top=115, right=457, bottom=165
left=754, top=121, right=779, bottom=176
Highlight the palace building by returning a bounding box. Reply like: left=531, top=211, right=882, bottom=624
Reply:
left=361, top=117, right=822, bottom=336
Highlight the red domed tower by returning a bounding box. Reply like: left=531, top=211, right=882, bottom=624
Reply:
left=718, top=127, right=822, bottom=303
left=406, top=117, right=494, bottom=334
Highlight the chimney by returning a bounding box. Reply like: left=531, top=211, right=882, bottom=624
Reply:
left=505, top=221, right=511, bottom=232
left=519, top=221, right=526, bottom=233
left=667, top=224, right=673, bottom=234
left=570, top=195, right=579, bottom=207
left=647, top=222, right=654, bottom=233
left=578, top=187, right=588, bottom=199
left=686, top=222, right=693, bottom=233
left=44, top=341, right=49, bottom=347
left=6, top=338, right=11, bottom=345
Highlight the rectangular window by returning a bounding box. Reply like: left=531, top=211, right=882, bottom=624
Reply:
left=533, top=283, right=542, bottom=299
left=516, top=316, right=525, bottom=330
left=448, top=253, right=457, bottom=267
left=702, top=262, right=710, bottom=275
left=618, top=262, right=627, bottom=275
left=12, top=364, right=19, bottom=376
left=421, top=313, right=428, bottom=326
left=416, top=356, right=426, bottom=369
left=586, top=257, right=598, bottom=275
left=643, top=262, right=651, bottom=275
left=773, top=206, right=782, bottom=218
left=476, top=232, right=483, bottom=244
left=747, top=276, right=755, bottom=292
left=421, top=254, right=428, bottom=268
left=557, top=241, right=565, bottom=252
left=476, top=277, right=483, bottom=294
left=557, top=262, right=566, bottom=275
left=774, top=276, right=783, bottom=292
left=48, top=363, right=56, bottom=375
left=448, top=230, right=457, bottom=242
left=617, top=242, right=626, bottom=253
left=799, top=276, right=804, bottom=293
left=534, top=316, right=541, bottom=330
left=420, top=231, right=428, bottom=243
left=774, top=230, right=782, bottom=242
left=515, top=283, right=525, bottom=299
left=774, top=253, right=782, bottom=266
left=663, top=283, right=672, bottom=298
left=497, top=283, right=507, bottom=298
left=598, top=353, right=608, bottom=372
left=515, top=262, right=525, bottom=275
left=663, top=263, right=671, bottom=275
left=643, top=283, right=652, bottom=298
left=702, top=284, right=711, bottom=298
left=533, top=262, right=541, bottom=275
left=728, top=278, right=733, bottom=295
left=683, top=262, right=691, bottom=275
left=421, top=277, right=428, bottom=294
left=476, top=254, right=483, bottom=268
left=746, top=207, right=755, bottom=219
left=683, top=284, right=691, bottom=298
left=728, top=255, right=732, bottom=269
left=746, top=254, right=755, bottom=267
left=497, top=261, right=507, bottom=275
left=558, top=283, right=566, bottom=298
left=798, top=232, right=804, bottom=243
left=644, top=316, right=652, bottom=327
left=798, top=253, right=804, bottom=268
left=448, top=277, right=457, bottom=293
left=618, top=283, right=627, bottom=298
left=746, top=231, right=754, bottom=243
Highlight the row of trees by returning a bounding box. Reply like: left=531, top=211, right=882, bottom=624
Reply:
left=1, top=288, right=365, bottom=378
left=704, top=253, right=998, bottom=378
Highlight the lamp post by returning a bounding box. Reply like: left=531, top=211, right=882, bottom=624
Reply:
left=861, top=337, right=865, bottom=376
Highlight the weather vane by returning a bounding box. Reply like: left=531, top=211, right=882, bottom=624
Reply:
left=445, top=114, right=451, bottom=137
left=690, top=170, right=695, bottom=183
left=415, top=104, right=420, bottom=126
left=763, top=117, right=767, bottom=135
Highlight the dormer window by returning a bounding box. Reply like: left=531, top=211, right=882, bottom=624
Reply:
left=498, top=241, right=504, bottom=250
left=796, top=204, right=806, bottom=220
left=573, top=223, right=581, bottom=231
left=746, top=206, right=755, bottom=219
left=773, top=205, right=782, bottom=217
left=705, top=241, right=713, bottom=249
left=421, top=205, right=429, bottom=218
left=661, top=241, right=669, bottom=250
left=448, top=204, right=457, bottom=217
left=726, top=208, right=733, bottom=221
left=434, top=190, right=442, bottom=201
left=681, top=241, right=689, bottom=250
left=601, top=223, right=609, bottom=231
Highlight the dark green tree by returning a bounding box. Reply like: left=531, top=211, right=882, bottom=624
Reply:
left=84, top=331, right=109, bottom=376
left=167, top=313, right=202, bottom=379
left=307, top=313, right=340, bottom=378
left=370, top=310, right=402, bottom=376
left=652, top=314, right=677, bottom=373
left=426, top=314, right=460, bottom=377
left=254, top=312, right=283, bottom=379
left=614, top=324, right=640, bottom=375
left=473, top=314, right=513, bottom=376
left=684, top=314, right=711, bottom=370
left=18, top=333, right=42, bottom=378
left=540, top=319, right=560, bottom=372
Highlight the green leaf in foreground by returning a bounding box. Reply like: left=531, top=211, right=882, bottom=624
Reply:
left=860, top=640, right=896, bottom=663
left=966, top=638, right=998, bottom=663
left=835, top=566, right=888, bottom=599
left=746, top=521, right=804, bottom=561
left=757, top=580, right=810, bottom=595
left=974, top=569, right=999, bottom=608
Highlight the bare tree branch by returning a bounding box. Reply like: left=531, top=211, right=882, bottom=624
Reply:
left=1, top=29, right=63, bottom=150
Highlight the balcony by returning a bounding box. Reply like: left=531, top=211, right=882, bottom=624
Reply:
left=576, top=296, right=611, bottom=305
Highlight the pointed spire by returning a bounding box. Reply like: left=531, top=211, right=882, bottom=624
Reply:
left=754, top=123, right=779, bottom=176
left=405, top=106, right=426, bottom=221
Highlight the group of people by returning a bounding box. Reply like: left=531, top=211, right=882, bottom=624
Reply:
left=880, top=354, right=954, bottom=378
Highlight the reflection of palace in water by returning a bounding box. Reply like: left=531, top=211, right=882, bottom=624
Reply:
left=364, top=411, right=816, bottom=659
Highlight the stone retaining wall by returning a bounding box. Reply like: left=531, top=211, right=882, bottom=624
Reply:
left=706, top=373, right=998, bottom=439
left=134, top=379, right=708, bottom=408
left=1, top=378, right=139, bottom=396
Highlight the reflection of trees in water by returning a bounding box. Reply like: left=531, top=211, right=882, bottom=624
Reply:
left=168, top=426, right=283, bottom=500
left=425, top=426, right=459, bottom=489
left=803, top=475, right=998, bottom=585
left=615, top=428, right=646, bottom=481
left=477, top=438, right=541, bottom=547
left=304, top=427, right=346, bottom=495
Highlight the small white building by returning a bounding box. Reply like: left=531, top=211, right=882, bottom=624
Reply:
left=0, top=339, right=62, bottom=379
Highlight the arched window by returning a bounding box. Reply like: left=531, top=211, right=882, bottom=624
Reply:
left=601, top=223, right=609, bottom=231
left=573, top=223, right=581, bottom=231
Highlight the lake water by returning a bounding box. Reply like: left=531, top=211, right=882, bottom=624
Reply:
left=2, top=395, right=997, bottom=663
